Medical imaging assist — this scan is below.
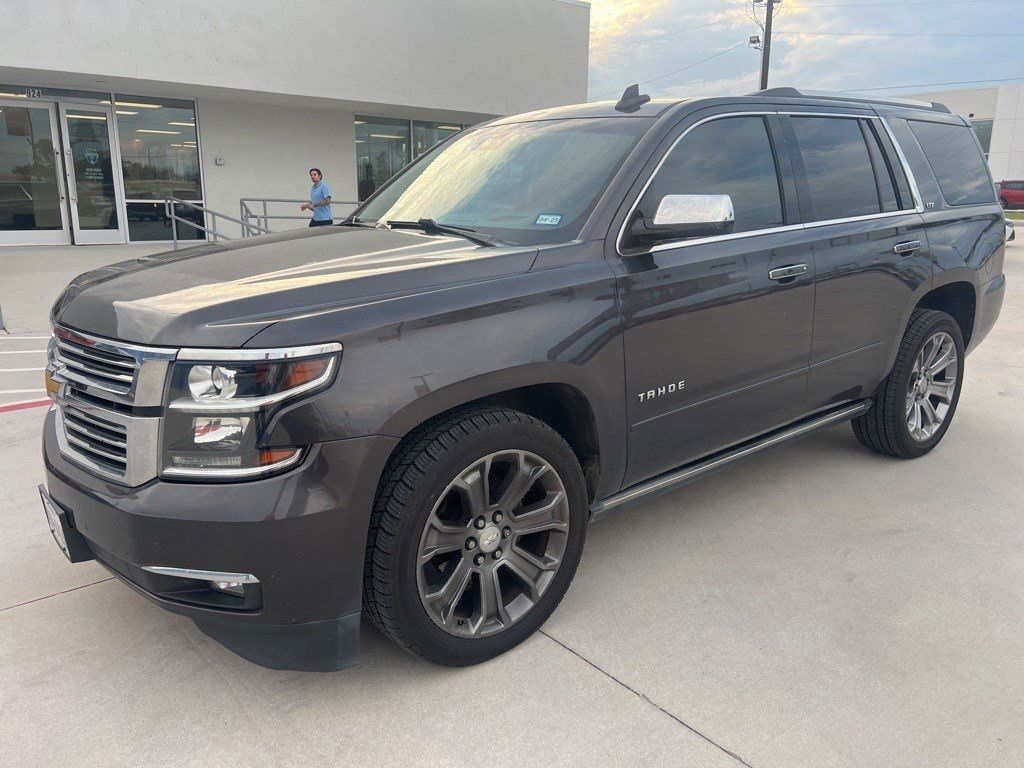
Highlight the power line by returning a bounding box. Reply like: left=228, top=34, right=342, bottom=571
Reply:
left=839, top=76, right=1024, bottom=92
left=589, top=14, right=747, bottom=54
left=589, top=42, right=749, bottom=100
left=776, top=30, right=1024, bottom=36
left=794, top=0, right=1016, bottom=5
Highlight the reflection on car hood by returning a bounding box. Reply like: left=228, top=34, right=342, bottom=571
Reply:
left=52, top=226, right=539, bottom=346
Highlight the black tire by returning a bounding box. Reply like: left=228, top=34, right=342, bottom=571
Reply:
left=363, top=405, right=587, bottom=666
left=852, top=308, right=965, bottom=458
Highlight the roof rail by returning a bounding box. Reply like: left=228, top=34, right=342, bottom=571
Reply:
left=749, top=86, right=951, bottom=114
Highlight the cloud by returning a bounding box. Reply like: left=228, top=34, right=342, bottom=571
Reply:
left=588, top=0, right=676, bottom=56
left=587, top=0, right=1024, bottom=101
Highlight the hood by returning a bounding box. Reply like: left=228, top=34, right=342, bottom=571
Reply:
left=52, top=227, right=539, bottom=347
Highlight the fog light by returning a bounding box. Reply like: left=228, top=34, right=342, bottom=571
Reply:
left=209, top=580, right=246, bottom=596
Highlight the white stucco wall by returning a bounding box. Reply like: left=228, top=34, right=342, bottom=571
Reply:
left=0, top=0, right=590, bottom=115
left=903, top=87, right=999, bottom=121
left=988, top=84, right=1024, bottom=181
left=195, top=98, right=359, bottom=237
left=904, top=83, right=1024, bottom=182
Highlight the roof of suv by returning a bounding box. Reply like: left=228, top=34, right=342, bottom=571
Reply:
left=491, top=98, right=686, bottom=123
left=491, top=86, right=953, bottom=125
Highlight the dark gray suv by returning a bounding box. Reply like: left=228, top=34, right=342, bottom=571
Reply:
left=40, top=87, right=1006, bottom=671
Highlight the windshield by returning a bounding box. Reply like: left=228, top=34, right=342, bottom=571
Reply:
left=355, top=118, right=651, bottom=246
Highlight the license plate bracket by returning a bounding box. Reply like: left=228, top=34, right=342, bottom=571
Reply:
left=38, top=486, right=94, bottom=563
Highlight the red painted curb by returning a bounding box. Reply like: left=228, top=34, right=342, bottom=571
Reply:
left=0, top=398, right=51, bottom=414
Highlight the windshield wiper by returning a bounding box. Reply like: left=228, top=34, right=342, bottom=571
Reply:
left=384, top=218, right=506, bottom=247
left=339, top=216, right=376, bottom=228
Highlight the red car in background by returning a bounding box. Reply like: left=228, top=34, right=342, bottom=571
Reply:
left=998, top=180, right=1024, bottom=209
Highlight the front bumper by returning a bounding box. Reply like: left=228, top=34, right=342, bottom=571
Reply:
left=42, top=409, right=398, bottom=671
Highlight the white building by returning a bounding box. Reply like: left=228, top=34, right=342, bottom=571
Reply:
left=903, top=81, right=1024, bottom=183
left=0, top=0, right=590, bottom=245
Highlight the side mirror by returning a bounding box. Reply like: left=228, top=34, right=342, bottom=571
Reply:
left=629, top=194, right=735, bottom=246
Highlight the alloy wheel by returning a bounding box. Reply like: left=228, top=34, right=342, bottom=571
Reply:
left=905, top=330, right=958, bottom=441
left=416, top=450, right=570, bottom=638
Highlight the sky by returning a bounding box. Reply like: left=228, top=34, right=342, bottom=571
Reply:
left=586, top=0, right=1024, bottom=102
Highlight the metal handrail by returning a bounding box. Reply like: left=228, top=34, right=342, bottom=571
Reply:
left=164, top=197, right=271, bottom=250
left=239, top=197, right=360, bottom=236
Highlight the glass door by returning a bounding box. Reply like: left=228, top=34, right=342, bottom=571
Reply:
left=58, top=103, right=127, bottom=244
left=0, top=100, right=70, bottom=245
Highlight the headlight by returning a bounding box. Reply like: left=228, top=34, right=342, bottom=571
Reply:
left=160, top=343, right=341, bottom=480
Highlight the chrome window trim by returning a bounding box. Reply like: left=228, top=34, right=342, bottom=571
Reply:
left=141, top=566, right=259, bottom=584
left=168, top=356, right=338, bottom=413
left=615, top=110, right=926, bottom=257
left=160, top=448, right=304, bottom=479
left=176, top=342, right=342, bottom=362
left=875, top=115, right=925, bottom=212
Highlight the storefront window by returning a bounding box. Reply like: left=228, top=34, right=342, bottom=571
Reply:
left=125, top=201, right=204, bottom=241
left=355, top=116, right=410, bottom=201
left=115, top=94, right=202, bottom=239
left=0, top=105, right=62, bottom=231
left=413, top=120, right=462, bottom=159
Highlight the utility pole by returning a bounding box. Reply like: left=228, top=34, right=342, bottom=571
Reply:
left=758, top=0, right=778, bottom=91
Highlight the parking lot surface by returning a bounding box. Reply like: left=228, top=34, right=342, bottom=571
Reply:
left=1, top=243, right=1022, bottom=767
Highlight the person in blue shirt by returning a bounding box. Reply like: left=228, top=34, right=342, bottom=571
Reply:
left=301, top=168, right=333, bottom=226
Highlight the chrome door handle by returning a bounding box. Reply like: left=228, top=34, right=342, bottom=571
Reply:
left=893, top=240, right=923, bottom=255
left=768, top=263, right=808, bottom=281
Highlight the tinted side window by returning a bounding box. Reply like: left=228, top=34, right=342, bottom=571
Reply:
left=791, top=116, right=880, bottom=221
left=909, top=120, right=996, bottom=206
left=862, top=121, right=899, bottom=213
left=639, top=116, right=784, bottom=235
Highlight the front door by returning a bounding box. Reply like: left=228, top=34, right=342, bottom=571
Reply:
left=58, top=103, right=127, bottom=244
left=616, top=112, right=815, bottom=486
left=0, top=99, right=70, bottom=245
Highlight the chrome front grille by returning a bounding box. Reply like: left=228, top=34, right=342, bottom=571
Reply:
left=61, top=405, right=129, bottom=475
left=49, top=327, right=177, bottom=486
left=54, top=335, right=136, bottom=396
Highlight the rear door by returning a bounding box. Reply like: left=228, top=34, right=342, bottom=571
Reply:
left=780, top=109, right=932, bottom=412
left=614, top=109, right=815, bottom=486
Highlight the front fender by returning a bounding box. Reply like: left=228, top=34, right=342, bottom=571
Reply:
left=254, top=249, right=627, bottom=496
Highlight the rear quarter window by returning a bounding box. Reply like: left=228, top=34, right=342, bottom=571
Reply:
left=909, top=120, right=995, bottom=206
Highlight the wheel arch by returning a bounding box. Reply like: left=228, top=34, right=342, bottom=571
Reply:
left=914, top=278, right=977, bottom=349
left=885, top=269, right=978, bottom=373
left=377, top=363, right=615, bottom=502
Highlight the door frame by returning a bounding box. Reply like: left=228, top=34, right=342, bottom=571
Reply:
left=0, top=98, right=71, bottom=246
left=57, top=101, right=128, bottom=245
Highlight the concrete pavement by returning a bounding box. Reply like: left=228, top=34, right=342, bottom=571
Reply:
left=0, top=243, right=1022, bottom=767
left=0, top=333, right=49, bottom=407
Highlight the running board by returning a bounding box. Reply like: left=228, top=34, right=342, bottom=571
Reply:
left=590, top=400, right=872, bottom=521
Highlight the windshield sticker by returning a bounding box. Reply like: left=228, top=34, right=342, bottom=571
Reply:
left=535, top=214, right=563, bottom=226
